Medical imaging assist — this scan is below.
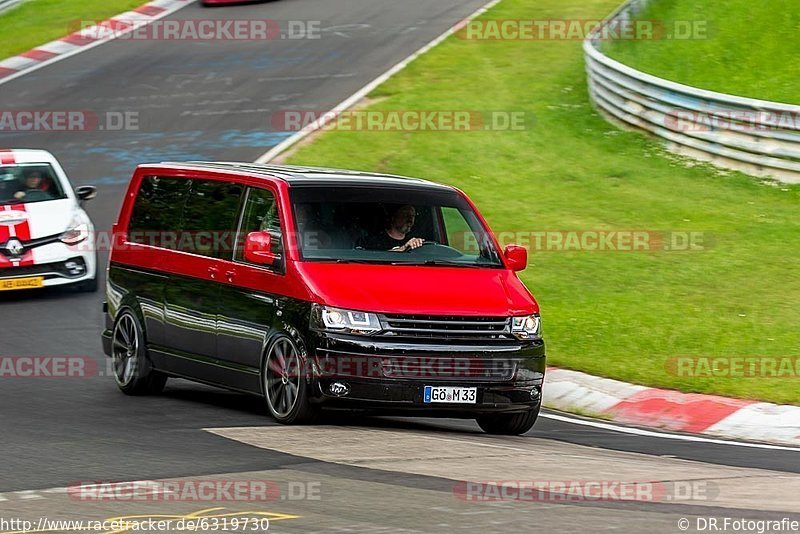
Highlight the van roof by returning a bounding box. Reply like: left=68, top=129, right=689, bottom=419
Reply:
left=158, top=161, right=455, bottom=191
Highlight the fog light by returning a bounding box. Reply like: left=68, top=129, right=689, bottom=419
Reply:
left=65, top=261, right=85, bottom=276
left=329, top=381, right=350, bottom=397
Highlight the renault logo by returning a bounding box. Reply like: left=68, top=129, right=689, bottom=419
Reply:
left=5, top=238, right=24, bottom=257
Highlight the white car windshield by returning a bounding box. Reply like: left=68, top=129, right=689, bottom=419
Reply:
left=0, top=163, right=68, bottom=205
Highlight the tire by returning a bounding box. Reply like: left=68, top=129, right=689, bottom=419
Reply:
left=75, top=276, right=98, bottom=293
left=476, top=405, right=540, bottom=435
left=111, top=311, right=167, bottom=395
left=263, top=333, right=318, bottom=424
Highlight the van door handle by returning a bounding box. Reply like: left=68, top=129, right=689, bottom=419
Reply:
left=224, top=270, right=236, bottom=283
left=208, top=266, right=219, bottom=279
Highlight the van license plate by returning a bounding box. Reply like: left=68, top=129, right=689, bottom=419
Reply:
left=423, top=386, right=477, bottom=404
left=0, top=277, right=44, bottom=291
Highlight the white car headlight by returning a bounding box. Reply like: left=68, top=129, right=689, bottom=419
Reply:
left=511, top=314, right=541, bottom=339
left=313, top=305, right=382, bottom=334
left=60, top=219, right=89, bottom=245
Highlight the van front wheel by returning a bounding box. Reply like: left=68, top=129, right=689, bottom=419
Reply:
left=263, top=334, right=318, bottom=424
left=476, top=406, right=539, bottom=435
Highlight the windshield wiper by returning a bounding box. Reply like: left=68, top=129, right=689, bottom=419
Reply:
left=333, top=259, right=396, bottom=265
left=423, top=260, right=484, bottom=268
left=325, top=259, right=494, bottom=268
left=384, top=259, right=486, bottom=268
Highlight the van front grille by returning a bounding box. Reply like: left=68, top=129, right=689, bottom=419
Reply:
left=378, top=314, right=513, bottom=342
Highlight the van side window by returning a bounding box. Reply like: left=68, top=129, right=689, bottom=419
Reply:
left=180, top=179, right=244, bottom=258
left=128, top=176, right=190, bottom=249
left=441, top=206, right=483, bottom=260
left=236, top=188, right=284, bottom=268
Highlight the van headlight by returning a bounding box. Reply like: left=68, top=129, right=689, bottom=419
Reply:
left=312, top=305, right=382, bottom=335
left=511, top=314, right=541, bottom=339
left=60, top=219, right=89, bottom=245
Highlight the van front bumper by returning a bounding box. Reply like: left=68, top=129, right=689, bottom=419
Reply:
left=308, top=332, right=545, bottom=415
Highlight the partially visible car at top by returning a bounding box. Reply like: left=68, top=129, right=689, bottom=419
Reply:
left=0, top=149, right=98, bottom=292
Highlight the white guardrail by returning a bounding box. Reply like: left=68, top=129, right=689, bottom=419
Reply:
left=0, top=0, right=21, bottom=14
left=585, top=0, right=800, bottom=184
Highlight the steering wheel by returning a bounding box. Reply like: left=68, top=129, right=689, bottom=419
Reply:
left=404, top=241, right=462, bottom=258
left=404, top=241, right=437, bottom=252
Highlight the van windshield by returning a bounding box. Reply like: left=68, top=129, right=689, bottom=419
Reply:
left=0, top=163, right=67, bottom=205
left=289, top=185, right=503, bottom=267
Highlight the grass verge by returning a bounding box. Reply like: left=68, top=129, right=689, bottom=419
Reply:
left=286, top=0, right=800, bottom=404
left=0, top=0, right=146, bottom=61
left=603, top=0, right=800, bottom=104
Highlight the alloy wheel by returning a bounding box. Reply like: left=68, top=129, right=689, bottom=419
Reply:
left=112, top=314, right=139, bottom=387
left=265, top=337, right=302, bottom=418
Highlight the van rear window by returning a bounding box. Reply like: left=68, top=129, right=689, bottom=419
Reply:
left=128, top=176, right=190, bottom=249
left=128, top=176, right=245, bottom=258
left=179, top=180, right=243, bottom=258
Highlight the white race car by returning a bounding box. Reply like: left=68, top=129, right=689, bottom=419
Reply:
left=0, top=149, right=98, bottom=292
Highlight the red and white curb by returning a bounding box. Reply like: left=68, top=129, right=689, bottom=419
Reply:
left=544, top=367, right=800, bottom=447
left=0, top=0, right=193, bottom=86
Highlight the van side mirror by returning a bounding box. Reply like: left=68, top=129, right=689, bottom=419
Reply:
left=244, top=231, right=279, bottom=265
left=504, top=244, right=527, bottom=271
left=76, top=185, right=97, bottom=202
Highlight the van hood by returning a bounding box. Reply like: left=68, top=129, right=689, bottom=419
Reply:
left=0, top=199, right=80, bottom=239
left=295, top=262, right=538, bottom=316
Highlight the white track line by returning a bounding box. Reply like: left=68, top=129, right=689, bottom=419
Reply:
left=255, top=0, right=503, bottom=163
left=541, top=412, right=800, bottom=452
left=0, top=0, right=193, bottom=87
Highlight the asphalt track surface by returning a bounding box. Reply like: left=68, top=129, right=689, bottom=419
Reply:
left=0, top=1, right=798, bottom=532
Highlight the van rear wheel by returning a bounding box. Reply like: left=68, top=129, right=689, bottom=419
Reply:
left=112, top=312, right=167, bottom=395
left=476, top=405, right=540, bottom=435
left=263, top=334, right=318, bottom=424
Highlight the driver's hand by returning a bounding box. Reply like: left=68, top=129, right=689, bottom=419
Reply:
left=402, top=238, right=425, bottom=251
left=13, top=191, right=25, bottom=200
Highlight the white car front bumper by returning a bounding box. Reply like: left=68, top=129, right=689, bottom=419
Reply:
left=0, top=241, right=96, bottom=289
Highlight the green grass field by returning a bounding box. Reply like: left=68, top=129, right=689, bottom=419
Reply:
left=286, top=0, right=800, bottom=404
left=603, top=0, right=800, bottom=104
left=0, top=0, right=145, bottom=60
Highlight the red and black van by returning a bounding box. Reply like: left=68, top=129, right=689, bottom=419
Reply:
left=102, top=163, right=545, bottom=435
